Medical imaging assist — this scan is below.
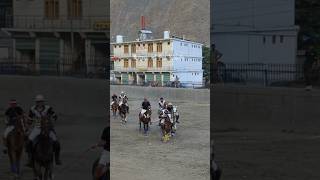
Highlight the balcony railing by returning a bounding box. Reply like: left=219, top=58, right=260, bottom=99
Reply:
left=7, top=16, right=109, bottom=31
left=112, top=66, right=173, bottom=72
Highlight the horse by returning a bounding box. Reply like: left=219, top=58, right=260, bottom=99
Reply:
left=118, top=99, right=128, bottom=124
left=32, top=118, right=54, bottom=180
left=111, top=100, right=118, bottom=117
left=139, top=107, right=152, bottom=134
left=6, top=116, right=26, bottom=179
left=92, top=158, right=109, bottom=180
left=160, top=113, right=173, bottom=142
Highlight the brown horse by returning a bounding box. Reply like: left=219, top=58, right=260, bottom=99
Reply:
left=139, top=107, right=152, bottom=134
left=7, top=116, right=26, bottom=179
left=111, top=100, right=118, bottom=117
left=33, top=117, right=54, bottom=180
left=160, top=114, right=172, bottom=142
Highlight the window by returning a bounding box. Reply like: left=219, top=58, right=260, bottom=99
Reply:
left=148, top=43, right=153, bottom=53
left=68, top=0, right=82, bottom=18
left=280, top=35, right=284, bottom=43
left=131, top=44, right=136, bottom=53
left=124, top=45, right=129, bottom=54
left=263, top=36, right=266, bottom=44
left=156, top=58, right=162, bottom=68
left=148, top=58, right=153, bottom=68
left=124, top=59, right=129, bottom=68
left=156, top=43, right=162, bottom=52
left=45, top=0, right=59, bottom=19
left=131, top=59, right=136, bottom=68
left=168, top=42, right=170, bottom=45
left=272, top=35, right=276, bottom=44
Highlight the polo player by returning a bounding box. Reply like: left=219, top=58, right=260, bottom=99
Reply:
left=118, top=91, right=129, bottom=113
left=26, top=95, right=62, bottom=167
left=2, top=99, right=24, bottom=154
left=140, top=98, right=151, bottom=124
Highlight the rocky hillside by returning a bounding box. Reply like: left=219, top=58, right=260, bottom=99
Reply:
left=111, top=0, right=210, bottom=46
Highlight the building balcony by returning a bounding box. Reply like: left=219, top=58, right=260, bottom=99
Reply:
left=112, top=66, right=173, bottom=72
left=115, top=52, right=173, bottom=59
left=4, top=16, right=109, bottom=32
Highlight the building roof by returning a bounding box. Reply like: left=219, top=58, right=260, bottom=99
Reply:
left=111, top=37, right=203, bottom=46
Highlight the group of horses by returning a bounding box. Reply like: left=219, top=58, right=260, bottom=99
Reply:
left=5, top=115, right=107, bottom=180
left=111, top=99, right=178, bottom=142
left=5, top=116, right=55, bottom=180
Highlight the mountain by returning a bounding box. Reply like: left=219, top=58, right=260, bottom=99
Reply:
left=110, top=0, right=210, bottom=46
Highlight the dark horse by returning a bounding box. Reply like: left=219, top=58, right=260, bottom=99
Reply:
left=118, top=99, right=128, bottom=124
left=33, top=118, right=54, bottom=180
left=92, top=158, right=109, bottom=180
left=160, top=114, right=172, bottom=142
left=139, top=107, right=152, bottom=134
left=111, top=100, right=118, bottom=117
left=7, top=116, right=26, bottom=179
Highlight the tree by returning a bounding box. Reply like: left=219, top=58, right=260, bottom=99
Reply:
left=296, top=0, right=320, bottom=49
left=202, top=46, right=210, bottom=82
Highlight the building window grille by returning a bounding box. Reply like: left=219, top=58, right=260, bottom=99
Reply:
left=131, top=44, right=136, bottom=53
left=68, top=0, right=82, bottom=18
left=45, top=0, right=59, bottom=19
left=124, top=59, right=129, bottom=68
left=272, top=35, right=276, bottom=44
left=280, top=35, right=284, bottom=43
left=124, top=45, right=129, bottom=54
left=156, top=43, right=162, bottom=52
left=131, top=59, right=136, bottom=68
left=156, top=58, right=162, bottom=68
left=148, top=58, right=153, bottom=68
left=148, top=43, right=153, bottom=53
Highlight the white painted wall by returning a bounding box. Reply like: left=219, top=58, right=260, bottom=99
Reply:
left=172, top=39, right=203, bottom=86
left=212, top=0, right=298, bottom=64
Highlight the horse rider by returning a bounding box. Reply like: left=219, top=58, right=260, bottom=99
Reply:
left=2, top=99, right=25, bottom=154
left=110, top=93, right=118, bottom=107
left=118, top=91, right=129, bottom=113
left=141, top=97, right=152, bottom=124
left=25, top=94, right=62, bottom=167
left=91, top=126, right=110, bottom=179
left=166, top=102, right=180, bottom=124
left=111, top=93, right=118, bottom=102
left=158, top=97, right=166, bottom=111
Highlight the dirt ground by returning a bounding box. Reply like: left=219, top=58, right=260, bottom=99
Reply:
left=213, top=85, right=320, bottom=180
left=110, top=85, right=210, bottom=180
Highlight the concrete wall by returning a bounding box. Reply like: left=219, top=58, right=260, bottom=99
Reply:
left=111, top=85, right=209, bottom=103
left=212, top=0, right=295, bottom=31
left=213, top=31, right=298, bottom=64
left=0, top=76, right=107, bottom=117
left=213, top=85, right=320, bottom=133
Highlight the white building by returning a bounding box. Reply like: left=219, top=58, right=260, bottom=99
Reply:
left=212, top=0, right=299, bottom=64
left=111, top=31, right=203, bottom=88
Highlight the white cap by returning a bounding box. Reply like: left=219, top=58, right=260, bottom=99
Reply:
left=35, top=94, right=45, bottom=102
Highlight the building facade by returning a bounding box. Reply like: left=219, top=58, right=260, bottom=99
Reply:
left=2, top=0, right=109, bottom=75
left=111, top=32, right=203, bottom=88
left=0, top=0, right=13, bottom=60
left=212, top=0, right=298, bottom=64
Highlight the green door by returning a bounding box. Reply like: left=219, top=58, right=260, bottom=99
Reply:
left=146, top=73, right=154, bottom=82
left=156, top=73, right=162, bottom=82
left=122, top=73, right=128, bottom=84
left=39, top=38, right=60, bottom=74
left=163, top=73, right=170, bottom=84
